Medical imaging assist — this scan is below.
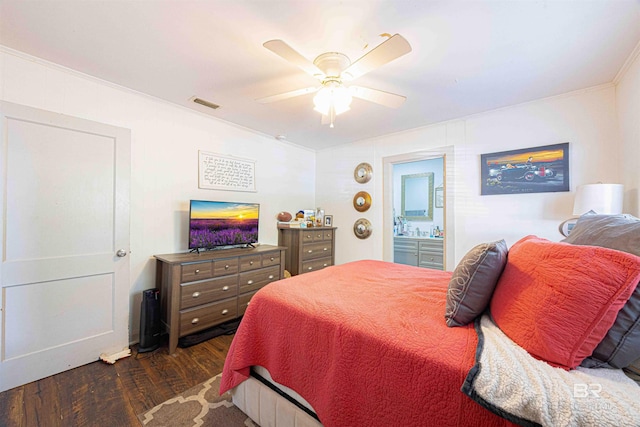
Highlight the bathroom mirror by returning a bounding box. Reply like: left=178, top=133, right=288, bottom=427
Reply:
left=401, top=172, right=434, bottom=221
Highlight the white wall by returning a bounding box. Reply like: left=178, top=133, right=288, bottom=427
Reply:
left=617, top=45, right=640, bottom=215
left=317, top=84, right=621, bottom=267
left=2, top=41, right=638, bottom=343
left=0, top=48, right=316, bottom=342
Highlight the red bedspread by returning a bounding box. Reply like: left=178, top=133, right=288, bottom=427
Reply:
left=220, top=260, right=513, bottom=427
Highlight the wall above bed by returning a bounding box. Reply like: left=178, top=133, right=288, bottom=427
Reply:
left=316, top=82, right=630, bottom=268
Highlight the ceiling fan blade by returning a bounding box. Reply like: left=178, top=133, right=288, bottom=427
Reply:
left=256, top=86, right=320, bottom=104
left=263, top=40, right=324, bottom=78
left=343, top=34, right=412, bottom=81
left=349, top=86, right=406, bottom=108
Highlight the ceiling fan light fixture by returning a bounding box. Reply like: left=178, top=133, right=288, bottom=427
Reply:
left=261, top=34, right=412, bottom=128
left=313, top=84, right=352, bottom=116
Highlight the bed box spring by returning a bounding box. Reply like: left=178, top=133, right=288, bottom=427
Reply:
left=231, top=371, right=322, bottom=427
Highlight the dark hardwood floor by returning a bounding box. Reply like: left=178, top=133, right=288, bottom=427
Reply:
left=0, top=334, right=234, bottom=427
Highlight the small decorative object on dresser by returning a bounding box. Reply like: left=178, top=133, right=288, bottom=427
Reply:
left=154, top=244, right=286, bottom=354
left=324, top=215, right=333, bottom=227
left=278, top=225, right=336, bottom=275
left=277, top=211, right=292, bottom=222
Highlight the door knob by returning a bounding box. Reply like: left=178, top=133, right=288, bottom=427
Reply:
left=116, top=249, right=127, bottom=257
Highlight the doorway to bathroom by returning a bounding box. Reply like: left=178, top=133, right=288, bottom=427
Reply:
left=382, top=148, right=454, bottom=271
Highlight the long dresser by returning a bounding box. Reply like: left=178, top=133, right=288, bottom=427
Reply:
left=393, top=236, right=444, bottom=270
left=278, top=226, right=336, bottom=275
left=155, top=244, right=286, bottom=354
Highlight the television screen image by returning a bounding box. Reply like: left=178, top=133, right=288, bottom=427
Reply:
left=189, top=200, right=259, bottom=250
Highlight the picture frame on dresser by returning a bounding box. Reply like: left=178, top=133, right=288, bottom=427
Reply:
left=324, top=215, right=333, bottom=227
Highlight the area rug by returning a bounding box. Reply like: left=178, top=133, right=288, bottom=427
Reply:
left=137, top=373, right=257, bottom=427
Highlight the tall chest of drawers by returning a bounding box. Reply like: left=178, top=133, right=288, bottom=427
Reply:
left=155, top=245, right=286, bottom=354
left=278, top=226, right=337, bottom=275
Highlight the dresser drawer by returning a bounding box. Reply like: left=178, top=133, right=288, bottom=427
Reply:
left=179, top=275, right=238, bottom=310
left=394, top=239, right=419, bottom=251
left=317, top=229, right=333, bottom=241
left=301, top=257, right=333, bottom=273
left=239, top=265, right=281, bottom=294
left=213, top=258, right=239, bottom=276
left=179, top=297, right=237, bottom=336
left=419, top=240, right=443, bottom=252
left=238, top=290, right=258, bottom=316
left=261, top=251, right=281, bottom=267
left=302, top=241, right=332, bottom=261
left=181, top=261, right=213, bottom=282
left=419, top=251, right=444, bottom=269
left=239, top=255, right=262, bottom=272
left=302, top=231, right=315, bottom=243
left=310, top=229, right=325, bottom=241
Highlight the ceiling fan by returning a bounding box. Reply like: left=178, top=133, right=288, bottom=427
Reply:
left=257, top=34, right=412, bottom=128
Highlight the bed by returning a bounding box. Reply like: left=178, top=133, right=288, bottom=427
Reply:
left=221, top=215, right=640, bottom=427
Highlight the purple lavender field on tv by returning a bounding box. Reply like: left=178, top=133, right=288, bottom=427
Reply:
left=189, top=200, right=259, bottom=250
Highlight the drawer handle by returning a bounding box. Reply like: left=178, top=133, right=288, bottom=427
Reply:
left=323, top=263, right=328, bottom=267
left=268, top=275, right=274, bottom=279
left=247, top=280, right=254, bottom=285
left=225, top=264, right=230, bottom=270
left=308, top=266, right=313, bottom=270
left=430, top=257, right=435, bottom=261
left=222, top=286, right=230, bottom=291
left=306, top=235, right=312, bottom=238
left=194, top=269, right=200, bottom=274
left=308, top=250, right=313, bottom=253
left=326, top=233, right=331, bottom=238
left=221, top=309, right=229, bottom=315
left=316, top=234, right=322, bottom=238
left=192, top=292, right=200, bottom=298
left=270, top=257, right=274, bottom=261
left=191, top=318, right=199, bottom=324
left=323, top=247, right=328, bottom=251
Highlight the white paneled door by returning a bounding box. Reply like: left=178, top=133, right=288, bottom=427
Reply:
left=0, top=102, right=130, bottom=392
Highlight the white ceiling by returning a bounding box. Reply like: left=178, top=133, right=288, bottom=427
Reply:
left=1, top=0, right=639, bottom=150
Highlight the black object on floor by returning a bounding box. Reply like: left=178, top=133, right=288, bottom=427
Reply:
left=178, top=318, right=242, bottom=348
left=139, top=288, right=161, bottom=353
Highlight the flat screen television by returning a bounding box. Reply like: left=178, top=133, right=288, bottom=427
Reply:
left=188, top=200, right=259, bottom=251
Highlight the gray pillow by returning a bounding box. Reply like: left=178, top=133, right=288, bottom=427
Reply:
left=445, top=240, right=508, bottom=327
left=562, top=214, right=640, bottom=369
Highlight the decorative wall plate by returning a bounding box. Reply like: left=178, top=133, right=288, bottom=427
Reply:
left=353, top=218, right=372, bottom=239
left=353, top=191, right=372, bottom=212
left=354, top=162, right=373, bottom=184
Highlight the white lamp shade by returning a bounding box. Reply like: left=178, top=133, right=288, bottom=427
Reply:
left=572, top=183, right=624, bottom=216
left=313, top=85, right=352, bottom=116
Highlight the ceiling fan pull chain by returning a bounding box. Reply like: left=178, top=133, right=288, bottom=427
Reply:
left=329, top=104, right=336, bottom=128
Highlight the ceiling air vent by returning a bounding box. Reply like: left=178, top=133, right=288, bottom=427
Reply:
left=192, top=97, right=220, bottom=110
